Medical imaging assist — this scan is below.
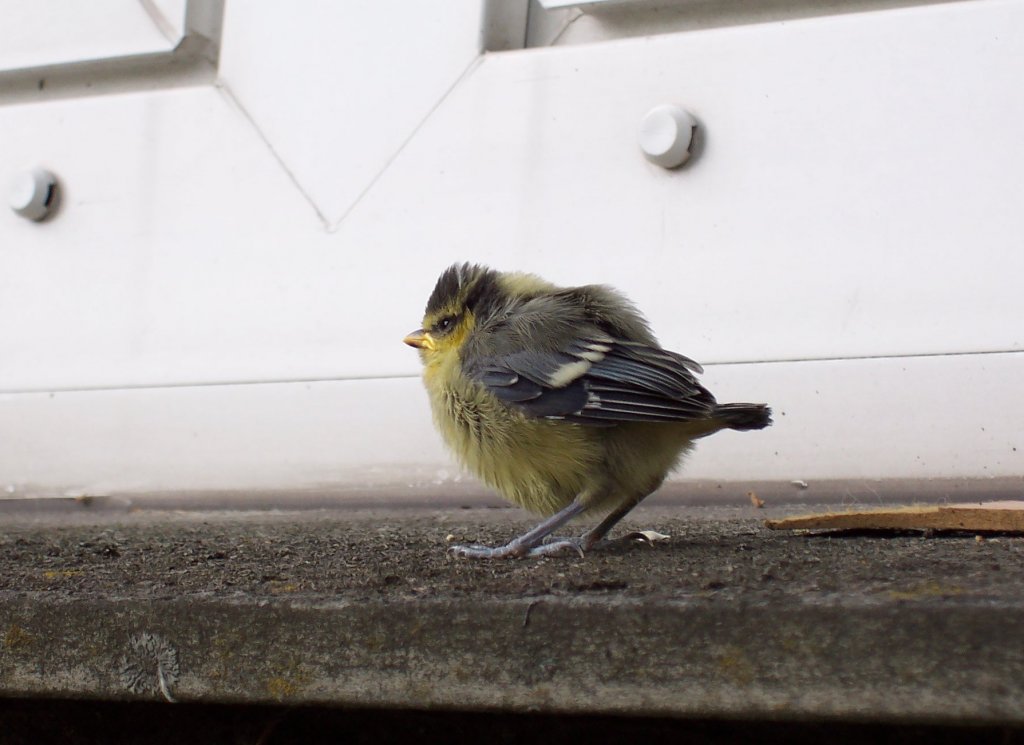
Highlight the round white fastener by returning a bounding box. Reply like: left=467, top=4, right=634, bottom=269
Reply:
left=9, top=167, right=58, bottom=221
left=638, top=105, right=696, bottom=169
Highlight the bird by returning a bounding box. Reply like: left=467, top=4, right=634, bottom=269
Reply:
left=404, top=263, right=772, bottom=559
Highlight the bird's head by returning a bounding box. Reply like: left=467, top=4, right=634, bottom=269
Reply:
left=404, top=263, right=501, bottom=365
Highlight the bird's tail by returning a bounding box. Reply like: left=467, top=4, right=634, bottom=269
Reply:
left=714, top=403, right=772, bottom=431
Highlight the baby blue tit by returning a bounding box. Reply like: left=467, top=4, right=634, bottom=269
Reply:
left=404, top=263, right=771, bottom=559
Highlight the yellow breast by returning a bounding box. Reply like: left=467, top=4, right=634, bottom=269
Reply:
left=423, top=357, right=601, bottom=515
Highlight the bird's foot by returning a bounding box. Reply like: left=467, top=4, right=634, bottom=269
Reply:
left=448, top=537, right=585, bottom=560
left=575, top=530, right=672, bottom=553
left=616, top=530, right=671, bottom=545
left=446, top=530, right=669, bottom=560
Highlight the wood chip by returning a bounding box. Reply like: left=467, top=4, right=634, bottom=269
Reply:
left=765, top=501, right=1024, bottom=533
left=748, top=491, right=764, bottom=508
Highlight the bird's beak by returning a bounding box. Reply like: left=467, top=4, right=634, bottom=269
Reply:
left=404, top=329, right=435, bottom=350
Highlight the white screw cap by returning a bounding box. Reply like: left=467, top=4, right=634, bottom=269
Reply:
left=9, top=167, right=58, bottom=221
left=638, top=105, right=696, bottom=169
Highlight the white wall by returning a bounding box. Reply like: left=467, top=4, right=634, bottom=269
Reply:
left=1, top=0, right=1021, bottom=500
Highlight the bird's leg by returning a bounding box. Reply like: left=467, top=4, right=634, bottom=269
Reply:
left=579, top=493, right=649, bottom=550
left=448, top=499, right=588, bottom=559
left=579, top=504, right=634, bottom=549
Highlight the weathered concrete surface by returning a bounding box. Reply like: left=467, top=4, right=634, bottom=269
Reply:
left=1, top=503, right=1022, bottom=723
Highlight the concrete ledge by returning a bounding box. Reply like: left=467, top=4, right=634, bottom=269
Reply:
left=2, top=506, right=1022, bottom=723
left=3, top=595, right=1023, bottom=721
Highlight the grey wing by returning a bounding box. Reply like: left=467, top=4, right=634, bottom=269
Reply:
left=464, top=328, right=717, bottom=425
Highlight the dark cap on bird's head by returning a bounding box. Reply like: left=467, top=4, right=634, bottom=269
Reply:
left=404, top=263, right=503, bottom=351
left=424, top=262, right=501, bottom=319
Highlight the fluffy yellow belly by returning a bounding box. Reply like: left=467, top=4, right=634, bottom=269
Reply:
left=430, top=382, right=602, bottom=515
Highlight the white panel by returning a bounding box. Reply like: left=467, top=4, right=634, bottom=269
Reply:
left=1, top=1, right=1022, bottom=497
left=1, top=1, right=1022, bottom=396
left=217, top=0, right=484, bottom=224
left=0, top=88, right=339, bottom=392
left=0, top=377, right=449, bottom=497
left=342, top=0, right=1024, bottom=365
left=0, top=0, right=174, bottom=70
left=1, top=353, right=1020, bottom=498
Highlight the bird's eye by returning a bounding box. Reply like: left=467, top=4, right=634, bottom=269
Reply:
left=436, top=316, right=456, bottom=333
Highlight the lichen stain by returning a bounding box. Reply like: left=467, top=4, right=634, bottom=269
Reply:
left=887, top=581, right=966, bottom=601
left=266, top=676, right=300, bottom=699
left=266, top=666, right=312, bottom=700
left=42, top=569, right=81, bottom=580
left=4, top=624, right=33, bottom=649
left=716, top=645, right=755, bottom=686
